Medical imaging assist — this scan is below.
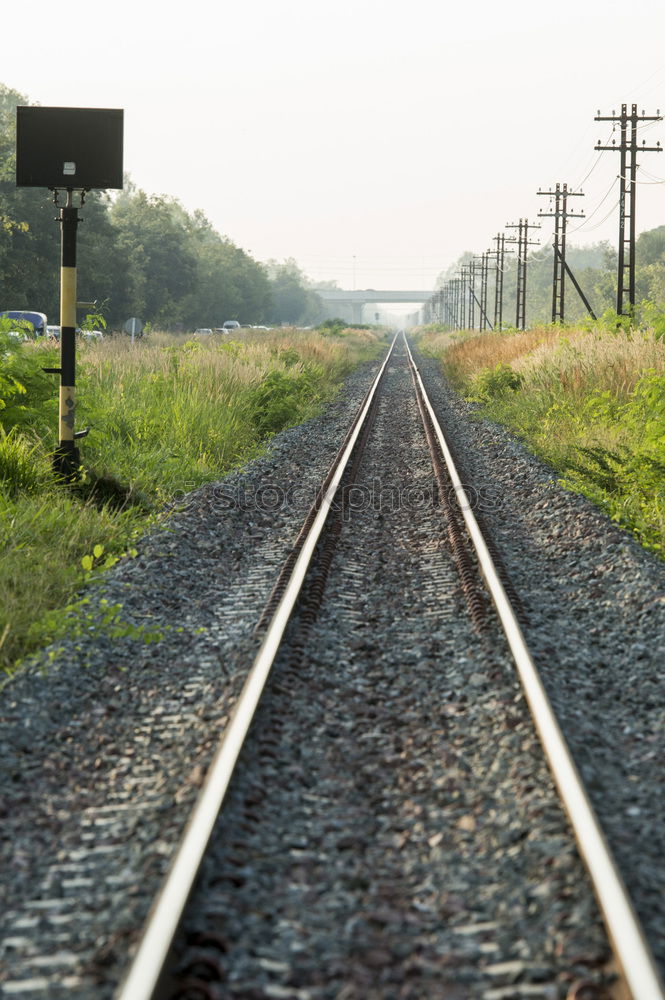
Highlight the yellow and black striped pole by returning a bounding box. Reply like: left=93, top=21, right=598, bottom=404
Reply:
left=55, top=190, right=80, bottom=480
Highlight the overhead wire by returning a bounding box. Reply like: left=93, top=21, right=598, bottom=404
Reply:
left=567, top=177, right=620, bottom=236
left=570, top=127, right=615, bottom=192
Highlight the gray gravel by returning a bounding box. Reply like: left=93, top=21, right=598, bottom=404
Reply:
left=0, top=335, right=663, bottom=998
left=0, top=360, right=383, bottom=997
left=414, top=340, right=665, bottom=974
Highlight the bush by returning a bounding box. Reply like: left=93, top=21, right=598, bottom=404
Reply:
left=250, top=367, right=319, bottom=435
left=469, top=363, right=523, bottom=401
left=0, top=328, right=58, bottom=434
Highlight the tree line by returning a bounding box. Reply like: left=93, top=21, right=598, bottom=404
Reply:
left=0, top=84, right=323, bottom=330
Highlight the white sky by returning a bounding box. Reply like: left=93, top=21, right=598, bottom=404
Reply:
left=5, top=0, right=665, bottom=294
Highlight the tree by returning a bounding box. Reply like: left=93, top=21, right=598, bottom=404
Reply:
left=108, top=189, right=198, bottom=325
left=265, top=258, right=322, bottom=325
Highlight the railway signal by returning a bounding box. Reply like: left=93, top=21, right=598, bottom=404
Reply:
left=594, top=104, right=662, bottom=316
left=15, top=106, right=124, bottom=480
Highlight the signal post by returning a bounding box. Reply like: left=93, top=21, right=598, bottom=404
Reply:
left=15, top=106, right=123, bottom=479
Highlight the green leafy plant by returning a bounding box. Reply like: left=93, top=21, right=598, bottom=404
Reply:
left=468, top=363, right=523, bottom=401
left=250, top=367, right=319, bottom=435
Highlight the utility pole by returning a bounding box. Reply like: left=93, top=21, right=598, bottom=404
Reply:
left=468, top=260, right=476, bottom=330
left=469, top=254, right=493, bottom=331
left=445, top=281, right=451, bottom=328
left=474, top=253, right=490, bottom=331
left=595, top=103, right=662, bottom=315
left=491, top=232, right=514, bottom=331
left=537, top=183, right=585, bottom=323
left=459, top=266, right=468, bottom=329
left=505, top=219, right=541, bottom=330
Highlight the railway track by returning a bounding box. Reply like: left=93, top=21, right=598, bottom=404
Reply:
left=2, top=334, right=664, bottom=999
left=115, top=335, right=663, bottom=1000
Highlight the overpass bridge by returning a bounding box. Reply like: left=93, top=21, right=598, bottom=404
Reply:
left=315, top=289, right=433, bottom=324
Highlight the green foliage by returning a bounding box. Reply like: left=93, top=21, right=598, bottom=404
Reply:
left=0, top=427, right=54, bottom=496
left=0, top=326, right=57, bottom=433
left=430, top=327, right=665, bottom=555
left=80, top=309, right=107, bottom=332
left=277, top=346, right=301, bottom=367
left=320, top=317, right=349, bottom=334
left=469, top=363, right=523, bottom=400
left=264, top=258, right=322, bottom=326
left=28, top=594, right=166, bottom=663
left=0, top=327, right=384, bottom=673
left=250, top=366, right=320, bottom=435
left=580, top=307, right=633, bottom=335
left=638, top=301, right=665, bottom=341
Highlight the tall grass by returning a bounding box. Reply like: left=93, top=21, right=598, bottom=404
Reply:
left=0, top=326, right=386, bottom=674
left=418, top=322, right=665, bottom=555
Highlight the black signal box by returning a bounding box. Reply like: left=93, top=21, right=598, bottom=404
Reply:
left=16, top=107, right=124, bottom=189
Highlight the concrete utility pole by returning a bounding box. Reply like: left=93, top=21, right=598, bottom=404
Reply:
left=467, top=255, right=493, bottom=331
left=492, top=232, right=514, bottom=331
left=468, top=260, right=476, bottom=330
left=474, top=253, right=490, bottom=331
left=595, top=103, right=662, bottom=315
left=537, top=183, right=585, bottom=323
left=505, top=219, right=541, bottom=330
left=459, top=266, right=468, bottom=329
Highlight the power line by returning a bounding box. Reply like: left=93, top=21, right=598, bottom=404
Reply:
left=567, top=177, right=619, bottom=235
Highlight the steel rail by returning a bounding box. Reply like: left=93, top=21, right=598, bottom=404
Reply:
left=115, top=334, right=399, bottom=1000
left=404, top=335, right=665, bottom=1000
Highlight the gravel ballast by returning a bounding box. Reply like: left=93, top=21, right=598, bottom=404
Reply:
left=170, top=345, right=612, bottom=1000
left=414, top=341, right=665, bottom=974
left=0, top=337, right=664, bottom=998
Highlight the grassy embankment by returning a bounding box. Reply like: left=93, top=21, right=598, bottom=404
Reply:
left=417, top=321, right=665, bottom=555
left=0, top=325, right=386, bottom=674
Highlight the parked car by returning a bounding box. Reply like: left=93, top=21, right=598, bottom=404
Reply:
left=47, top=325, right=61, bottom=341
left=1, top=310, right=47, bottom=338
left=222, top=320, right=241, bottom=331
left=194, top=327, right=213, bottom=336
left=78, top=328, right=104, bottom=342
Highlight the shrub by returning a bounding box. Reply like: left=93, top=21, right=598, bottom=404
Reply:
left=0, top=329, right=57, bottom=434
left=469, top=363, right=523, bottom=401
left=250, top=367, right=319, bottom=435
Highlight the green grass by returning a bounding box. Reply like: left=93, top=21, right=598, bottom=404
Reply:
left=417, top=321, right=665, bottom=556
left=0, top=325, right=387, bottom=674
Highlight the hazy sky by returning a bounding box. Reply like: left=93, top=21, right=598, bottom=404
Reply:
left=5, top=0, right=665, bottom=294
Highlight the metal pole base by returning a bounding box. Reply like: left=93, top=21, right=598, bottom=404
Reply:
left=53, top=442, right=81, bottom=483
